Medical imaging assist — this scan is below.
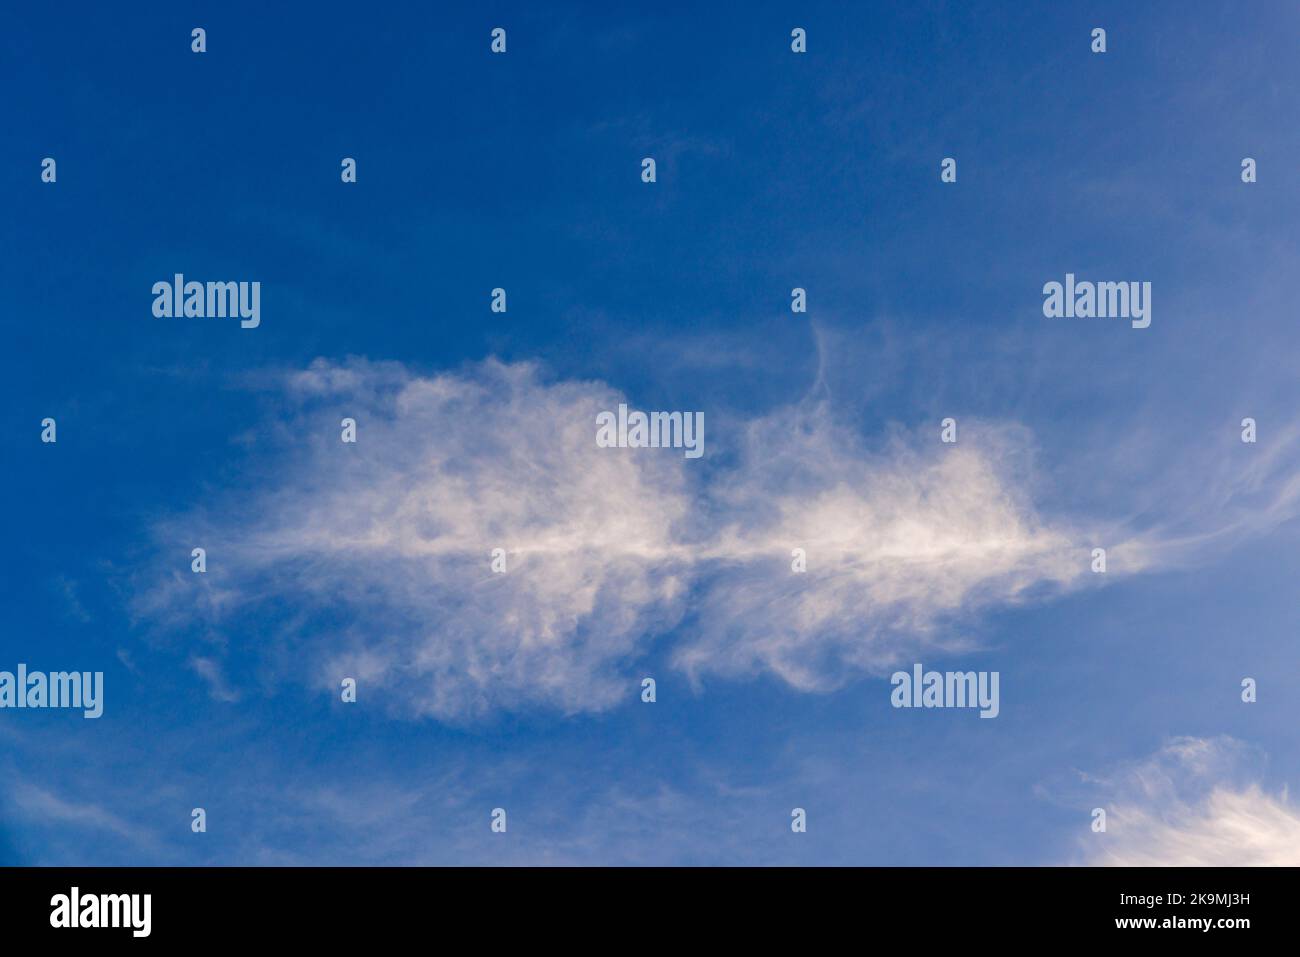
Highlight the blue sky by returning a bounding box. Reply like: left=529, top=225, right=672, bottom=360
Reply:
left=3, top=1, right=1299, bottom=865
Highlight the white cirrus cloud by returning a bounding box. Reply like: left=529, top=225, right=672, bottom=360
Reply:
left=135, top=357, right=693, bottom=720
left=677, top=401, right=1084, bottom=690
left=1079, top=736, right=1300, bottom=866
left=133, top=358, right=1098, bottom=720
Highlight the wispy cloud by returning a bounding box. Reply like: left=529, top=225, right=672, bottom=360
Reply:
left=7, top=779, right=155, bottom=848
left=677, top=401, right=1082, bottom=690
left=1077, top=736, right=1300, bottom=866
left=189, top=655, right=241, bottom=703
left=135, top=358, right=694, bottom=721
left=132, top=357, right=1271, bottom=720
